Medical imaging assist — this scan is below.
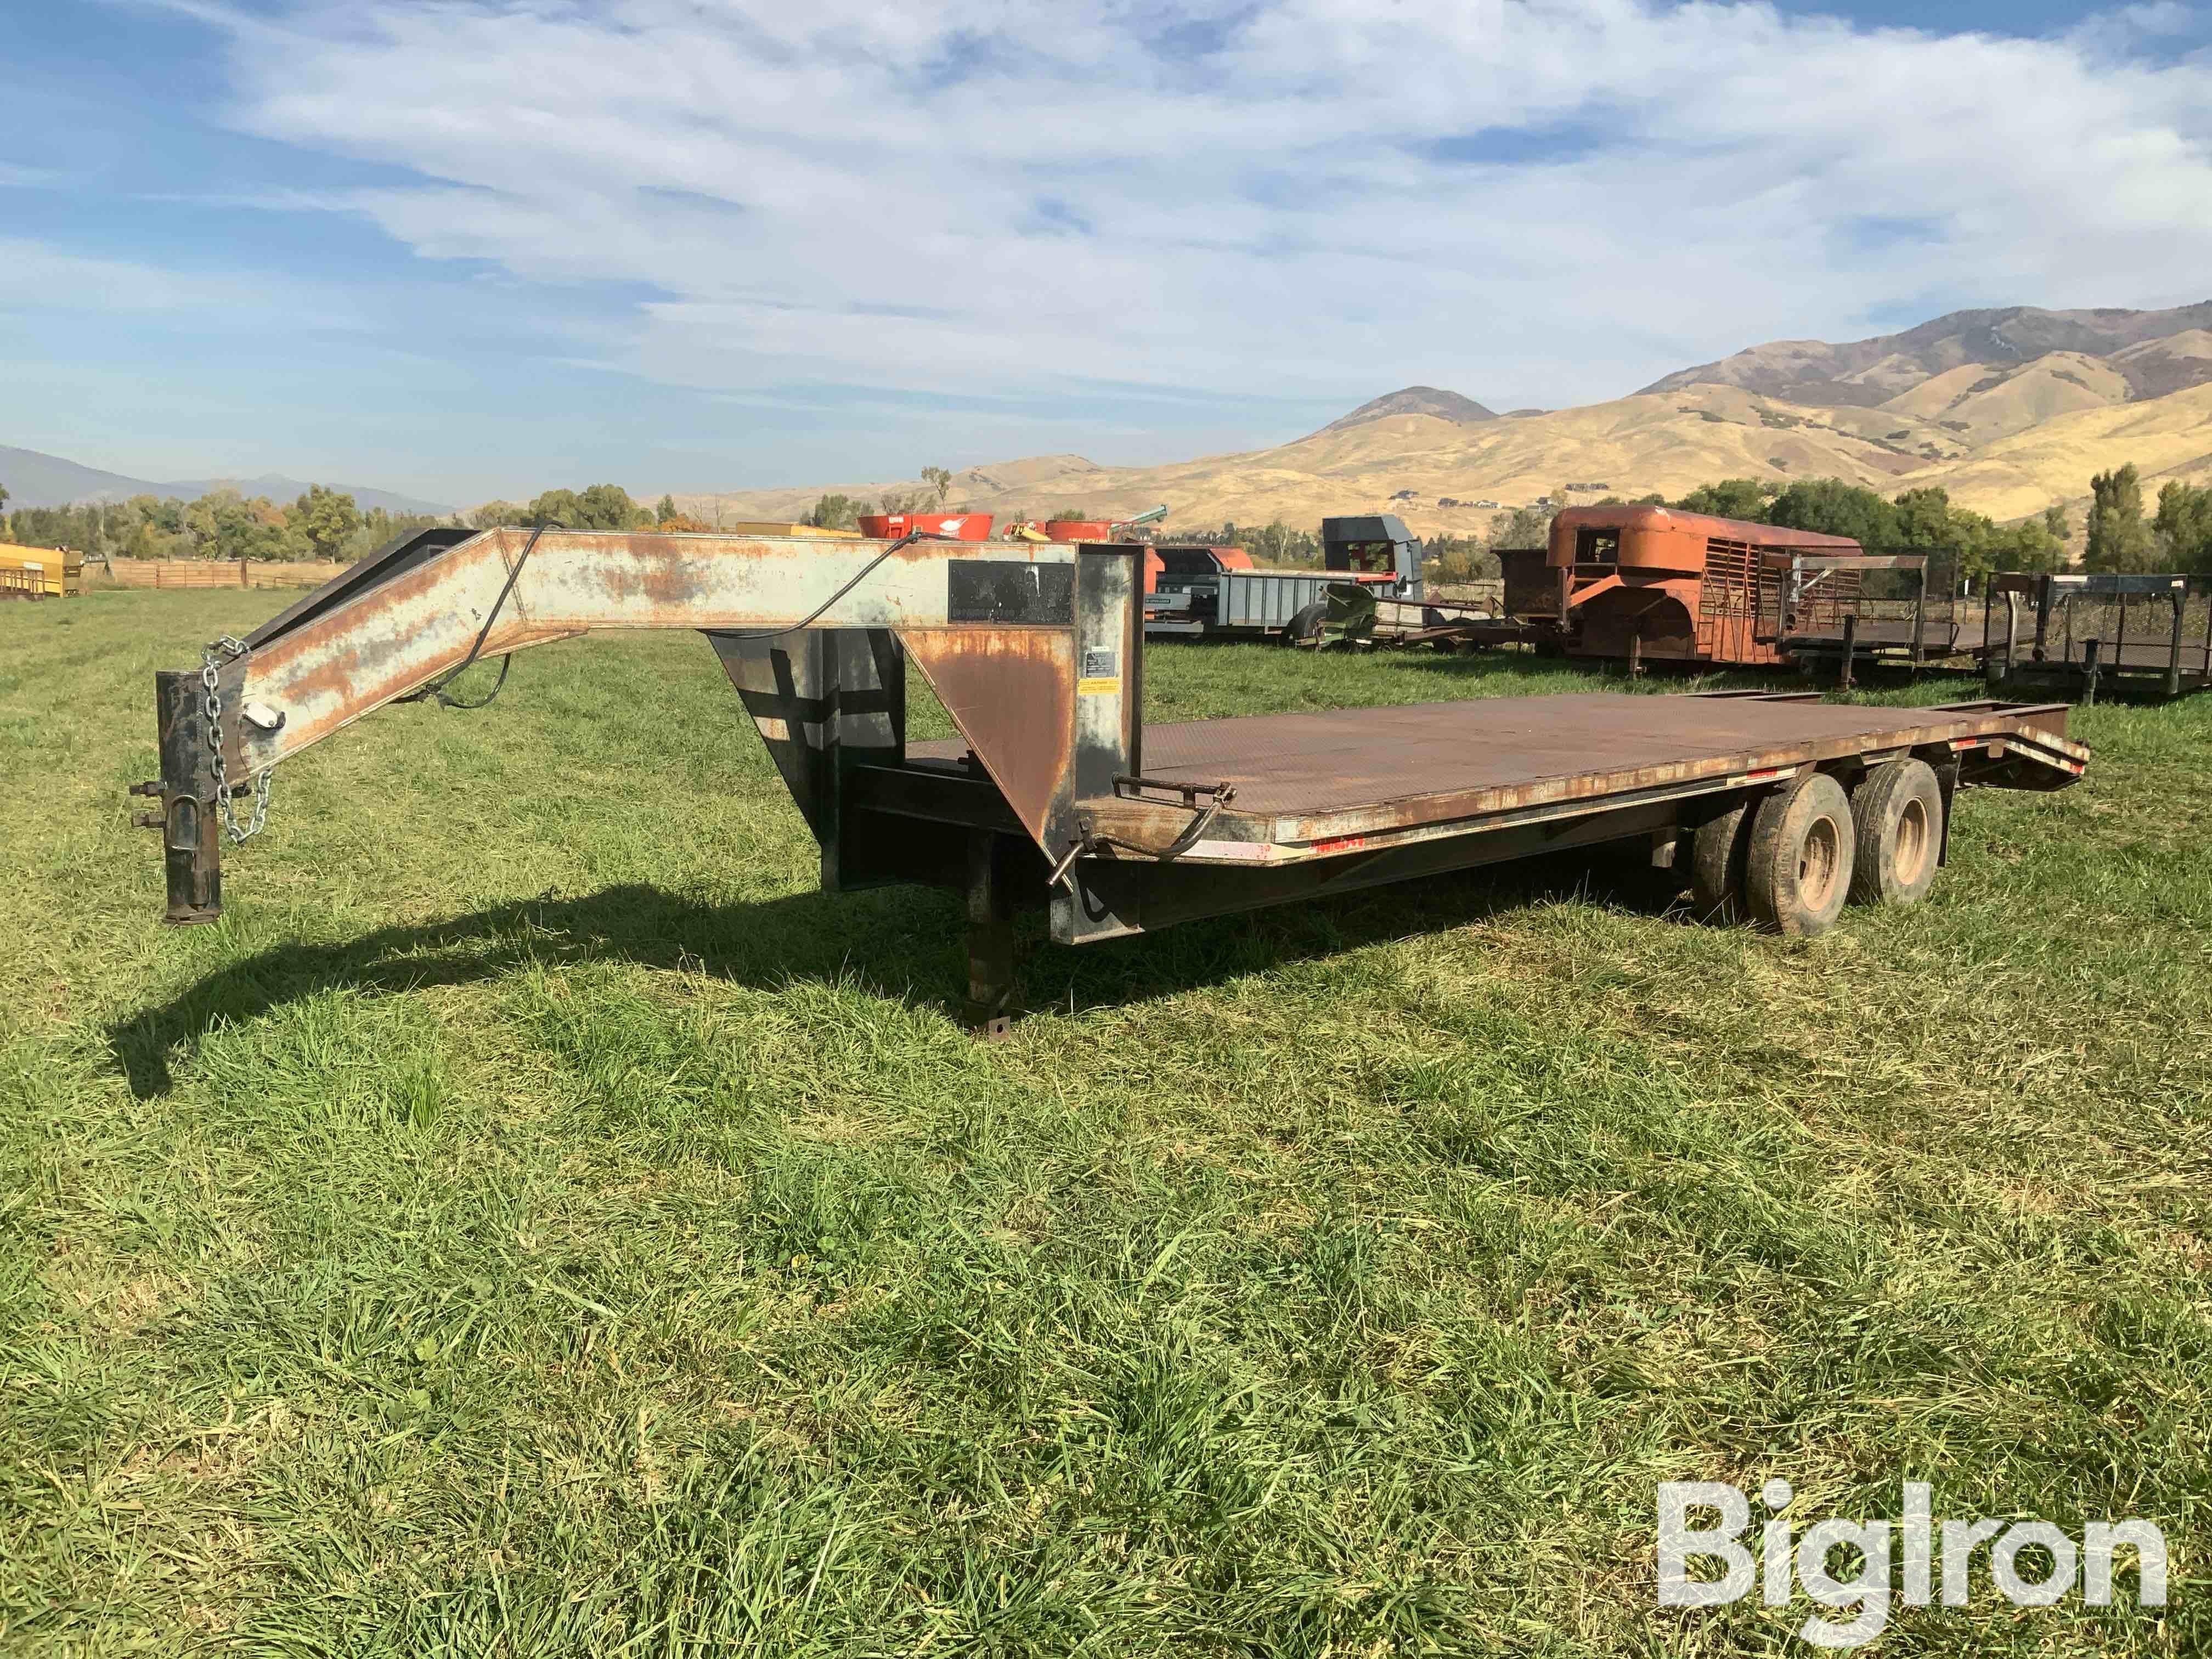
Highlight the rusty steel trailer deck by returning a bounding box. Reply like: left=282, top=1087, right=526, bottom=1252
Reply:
left=135, top=528, right=2090, bottom=1034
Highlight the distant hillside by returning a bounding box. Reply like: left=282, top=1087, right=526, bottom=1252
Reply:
left=647, top=300, right=2203, bottom=537
left=0, top=444, right=451, bottom=516
left=674, top=370, right=2212, bottom=543
left=1640, top=301, right=2212, bottom=411
left=1311, top=386, right=1497, bottom=437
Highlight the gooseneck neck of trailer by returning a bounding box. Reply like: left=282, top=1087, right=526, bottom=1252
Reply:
left=139, top=524, right=1147, bottom=924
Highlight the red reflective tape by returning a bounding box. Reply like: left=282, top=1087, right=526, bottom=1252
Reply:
left=1311, top=833, right=1371, bottom=855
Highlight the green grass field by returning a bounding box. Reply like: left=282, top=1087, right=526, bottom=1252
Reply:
left=4, top=589, right=2208, bottom=1655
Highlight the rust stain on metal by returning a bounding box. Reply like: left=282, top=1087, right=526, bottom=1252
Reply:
left=900, top=627, right=1075, bottom=840
left=573, top=532, right=718, bottom=613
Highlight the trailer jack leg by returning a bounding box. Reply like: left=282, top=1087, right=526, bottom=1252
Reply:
left=963, top=830, right=1018, bottom=1040
left=139, top=668, right=223, bottom=924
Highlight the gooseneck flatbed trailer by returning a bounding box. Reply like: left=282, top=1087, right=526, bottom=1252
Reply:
left=136, top=528, right=2089, bottom=1032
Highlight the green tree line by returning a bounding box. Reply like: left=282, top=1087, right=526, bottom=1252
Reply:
left=3, top=486, right=449, bottom=565
left=1643, top=478, right=2072, bottom=577
left=0, top=481, right=682, bottom=565
left=2080, top=464, right=2212, bottom=573
left=1622, top=467, right=2212, bottom=576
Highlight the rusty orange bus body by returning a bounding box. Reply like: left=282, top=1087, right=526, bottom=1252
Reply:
left=1505, top=506, right=1861, bottom=668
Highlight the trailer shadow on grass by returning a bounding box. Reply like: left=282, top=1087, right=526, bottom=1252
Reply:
left=108, top=844, right=1690, bottom=1098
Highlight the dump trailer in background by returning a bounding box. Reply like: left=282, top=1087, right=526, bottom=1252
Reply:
left=1143, top=515, right=1425, bottom=639
left=136, top=526, right=2089, bottom=1034
left=0, top=544, right=83, bottom=599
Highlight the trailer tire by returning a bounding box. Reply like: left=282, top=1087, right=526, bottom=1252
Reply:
left=1284, top=601, right=1327, bottom=646
left=1690, top=797, right=1754, bottom=923
left=1847, top=759, right=1942, bottom=907
left=1745, top=772, right=1855, bottom=936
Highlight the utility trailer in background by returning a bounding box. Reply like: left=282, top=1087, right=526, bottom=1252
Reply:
left=137, top=527, right=2089, bottom=1035
left=1778, top=553, right=1953, bottom=684
left=1982, top=571, right=2212, bottom=702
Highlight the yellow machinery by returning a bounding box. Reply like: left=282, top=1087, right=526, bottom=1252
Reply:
left=0, top=544, right=83, bottom=598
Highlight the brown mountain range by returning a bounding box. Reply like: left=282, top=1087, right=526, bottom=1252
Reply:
left=669, top=302, right=2212, bottom=539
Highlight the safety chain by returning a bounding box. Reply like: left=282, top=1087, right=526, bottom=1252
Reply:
left=201, top=635, right=273, bottom=843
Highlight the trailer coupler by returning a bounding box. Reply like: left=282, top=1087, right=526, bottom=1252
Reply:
left=133, top=668, right=223, bottom=923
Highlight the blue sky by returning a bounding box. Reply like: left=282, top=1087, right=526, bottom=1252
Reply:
left=4, top=1, right=2211, bottom=506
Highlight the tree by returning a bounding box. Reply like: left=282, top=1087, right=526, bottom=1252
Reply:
left=288, top=484, right=363, bottom=560
left=0, top=481, right=9, bottom=516
left=523, top=488, right=582, bottom=528
left=1673, top=478, right=1776, bottom=521
left=1764, top=478, right=1902, bottom=546
left=656, top=494, right=678, bottom=523
left=1983, top=514, right=2067, bottom=574
left=183, top=488, right=298, bottom=561
left=1426, top=534, right=1499, bottom=584
left=471, top=500, right=523, bottom=529
left=2153, top=481, right=2212, bottom=572
left=1891, top=486, right=1957, bottom=549
left=1487, top=505, right=1555, bottom=549
left=804, top=493, right=861, bottom=531
left=574, top=484, right=650, bottom=531
left=1235, top=520, right=1321, bottom=566
left=2084, top=464, right=2154, bottom=572
left=921, top=466, right=953, bottom=506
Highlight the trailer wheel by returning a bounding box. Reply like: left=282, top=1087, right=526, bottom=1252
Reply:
left=1284, top=600, right=1328, bottom=646
left=1690, top=797, right=1754, bottom=923
left=1745, top=772, right=1855, bottom=936
left=1847, top=759, right=1942, bottom=907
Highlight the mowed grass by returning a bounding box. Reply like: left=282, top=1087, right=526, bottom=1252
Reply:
left=3, top=588, right=2208, bottom=1656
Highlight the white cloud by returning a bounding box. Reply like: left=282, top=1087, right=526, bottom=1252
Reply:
left=177, top=0, right=2212, bottom=414
left=2111, top=3, right=2197, bottom=38
left=0, top=238, right=278, bottom=315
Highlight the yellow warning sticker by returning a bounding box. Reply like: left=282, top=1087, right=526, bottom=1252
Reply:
left=1076, top=676, right=1122, bottom=696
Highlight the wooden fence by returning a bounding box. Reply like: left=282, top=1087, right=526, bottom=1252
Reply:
left=91, top=559, right=351, bottom=591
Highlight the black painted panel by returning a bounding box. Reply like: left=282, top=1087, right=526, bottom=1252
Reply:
left=946, top=561, right=1075, bottom=624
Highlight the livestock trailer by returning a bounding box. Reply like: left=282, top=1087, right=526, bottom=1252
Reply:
left=1503, top=506, right=1864, bottom=667
left=137, top=528, right=2089, bottom=1034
